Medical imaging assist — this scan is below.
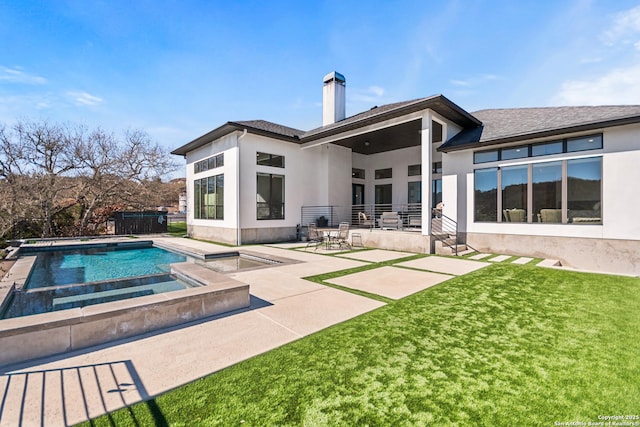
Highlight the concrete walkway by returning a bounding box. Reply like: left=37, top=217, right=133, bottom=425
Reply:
left=0, top=239, right=492, bottom=426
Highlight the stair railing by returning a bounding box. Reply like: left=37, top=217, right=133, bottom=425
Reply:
left=431, top=209, right=459, bottom=256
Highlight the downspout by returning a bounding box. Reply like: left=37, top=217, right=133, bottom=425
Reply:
left=236, top=129, right=247, bottom=246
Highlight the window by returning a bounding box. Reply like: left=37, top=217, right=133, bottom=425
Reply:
left=474, top=168, right=498, bottom=222
left=375, top=184, right=392, bottom=204
left=474, top=150, right=499, bottom=164
left=193, top=174, right=224, bottom=219
left=257, top=173, right=284, bottom=219
left=375, top=168, right=392, bottom=179
left=432, top=162, right=442, bottom=174
left=257, top=152, right=284, bottom=168
left=408, top=181, right=421, bottom=204
left=567, top=158, right=601, bottom=224
left=502, top=165, right=528, bottom=222
left=194, top=153, right=223, bottom=173
left=474, top=157, right=602, bottom=224
left=532, top=141, right=563, bottom=157
left=532, top=162, right=562, bottom=223
left=501, top=146, right=528, bottom=160
left=408, top=164, right=421, bottom=176
left=567, top=135, right=603, bottom=152
left=432, top=120, right=443, bottom=143
left=352, top=168, right=365, bottom=179
left=432, top=179, right=442, bottom=208
left=474, top=134, right=603, bottom=164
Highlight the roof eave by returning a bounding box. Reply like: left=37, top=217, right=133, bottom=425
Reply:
left=171, top=122, right=300, bottom=156
left=439, top=115, right=640, bottom=153
left=302, top=94, right=481, bottom=143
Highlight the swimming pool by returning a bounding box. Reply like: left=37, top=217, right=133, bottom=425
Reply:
left=0, top=239, right=292, bottom=365
left=1, top=243, right=281, bottom=319
left=2, top=245, right=194, bottom=319
left=25, top=245, right=187, bottom=289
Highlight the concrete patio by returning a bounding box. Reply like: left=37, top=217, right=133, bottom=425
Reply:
left=0, top=237, right=490, bottom=426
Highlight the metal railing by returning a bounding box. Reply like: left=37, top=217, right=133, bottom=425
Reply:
left=431, top=208, right=459, bottom=255
left=300, top=204, right=423, bottom=229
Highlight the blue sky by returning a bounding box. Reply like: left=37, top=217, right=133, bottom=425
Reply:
left=1, top=0, right=640, bottom=163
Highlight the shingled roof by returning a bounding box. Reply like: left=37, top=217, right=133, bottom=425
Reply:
left=173, top=98, right=640, bottom=157
left=172, top=95, right=480, bottom=156
left=302, top=94, right=480, bottom=142
left=232, top=120, right=305, bottom=139
left=438, top=105, right=640, bottom=152
left=172, top=120, right=304, bottom=156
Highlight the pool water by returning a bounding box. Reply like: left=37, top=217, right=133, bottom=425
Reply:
left=25, top=246, right=187, bottom=289
left=2, top=274, right=190, bottom=319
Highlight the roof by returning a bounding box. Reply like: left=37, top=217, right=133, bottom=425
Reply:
left=439, top=105, right=640, bottom=152
left=302, top=95, right=481, bottom=142
left=173, top=97, right=640, bottom=157
left=172, top=94, right=481, bottom=156
left=171, top=120, right=304, bottom=156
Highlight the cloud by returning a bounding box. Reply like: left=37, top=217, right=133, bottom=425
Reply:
left=67, top=91, right=103, bottom=106
left=350, top=85, right=387, bottom=104
left=0, top=66, right=47, bottom=85
left=602, top=5, right=640, bottom=45
left=449, top=74, right=498, bottom=88
left=368, top=85, right=384, bottom=97
left=553, top=63, right=640, bottom=105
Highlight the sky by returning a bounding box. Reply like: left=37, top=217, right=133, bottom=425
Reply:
left=1, top=0, right=640, bottom=171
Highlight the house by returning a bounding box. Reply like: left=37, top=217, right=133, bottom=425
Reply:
left=172, top=72, right=640, bottom=275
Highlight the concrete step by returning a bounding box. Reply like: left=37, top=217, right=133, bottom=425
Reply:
left=434, top=240, right=468, bottom=256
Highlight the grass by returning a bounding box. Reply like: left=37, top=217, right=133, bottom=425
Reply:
left=166, top=221, right=187, bottom=236
left=82, top=263, right=640, bottom=426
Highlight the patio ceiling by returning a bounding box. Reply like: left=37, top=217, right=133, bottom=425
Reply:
left=330, top=119, right=422, bottom=155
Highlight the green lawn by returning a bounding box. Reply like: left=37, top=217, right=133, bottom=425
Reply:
left=83, top=263, right=640, bottom=426
left=166, top=221, right=187, bottom=236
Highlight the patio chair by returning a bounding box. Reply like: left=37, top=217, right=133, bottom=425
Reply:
left=377, top=212, right=402, bottom=230
left=505, top=208, right=525, bottom=222
left=305, top=223, right=324, bottom=251
left=328, top=222, right=351, bottom=250
left=358, top=211, right=375, bottom=230
left=539, top=209, right=562, bottom=223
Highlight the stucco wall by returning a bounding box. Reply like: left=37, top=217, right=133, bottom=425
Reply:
left=185, top=132, right=239, bottom=234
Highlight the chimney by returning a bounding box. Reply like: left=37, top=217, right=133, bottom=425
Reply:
left=322, top=71, right=346, bottom=126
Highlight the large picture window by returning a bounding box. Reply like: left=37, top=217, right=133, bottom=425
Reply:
left=502, top=165, right=528, bottom=222
left=474, top=168, right=498, bottom=222
left=194, top=174, right=224, bottom=219
left=567, top=158, right=602, bottom=223
left=257, top=173, right=284, bottom=220
left=532, top=161, right=562, bottom=223
left=474, top=157, right=602, bottom=224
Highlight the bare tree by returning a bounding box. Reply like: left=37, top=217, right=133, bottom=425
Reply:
left=0, top=125, right=31, bottom=238
left=0, top=120, right=178, bottom=239
left=72, top=128, right=177, bottom=234
left=14, top=121, right=78, bottom=237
